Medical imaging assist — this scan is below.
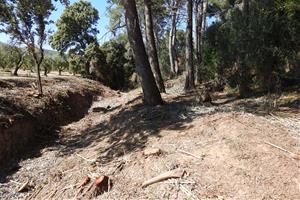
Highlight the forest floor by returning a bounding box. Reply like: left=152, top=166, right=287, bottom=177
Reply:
left=0, top=75, right=300, bottom=200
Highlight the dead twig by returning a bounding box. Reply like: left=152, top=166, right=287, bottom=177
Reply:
left=177, top=149, right=203, bottom=160
left=75, top=153, right=97, bottom=162
left=264, top=141, right=300, bottom=160
left=18, top=179, right=29, bottom=192
left=180, top=185, right=200, bottom=200
left=142, top=168, right=185, bottom=188
left=26, top=186, right=43, bottom=200
left=77, top=182, right=94, bottom=198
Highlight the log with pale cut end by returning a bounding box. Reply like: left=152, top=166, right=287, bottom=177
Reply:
left=143, top=148, right=161, bottom=156
left=142, top=168, right=185, bottom=188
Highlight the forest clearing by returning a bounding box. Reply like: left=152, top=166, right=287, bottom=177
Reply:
left=0, top=0, right=299, bottom=199
left=0, top=74, right=299, bottom=199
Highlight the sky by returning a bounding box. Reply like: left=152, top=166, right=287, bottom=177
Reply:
left=0, top=1, right=215, bottom=50
left=0, top=0, right=110, bottom=50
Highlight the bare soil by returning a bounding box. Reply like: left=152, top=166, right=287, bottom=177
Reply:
left=0, top=76, right=300, bottom=200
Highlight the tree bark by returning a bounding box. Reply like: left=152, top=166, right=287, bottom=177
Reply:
left=239, top=0, right=251, bottom=97
left=169, top=0, right=179, bottom=77
left=12, top=51, right=24, bottom=76
left=196, top=0, right=207, bottom=83
left=184, top=0, right=195, bottom=91
left=195, top=0, right=203, bottom=83
left=243, top=0, right=249, bottom=17
left=123, top=0, right=163, bottom=105
left=144, top=0, right=166, bottom=93
left=13, top=66, right=19, bottom=76
left=35, top=60, right=43, bottom=95
left=30, top=49, right=43, bottom=95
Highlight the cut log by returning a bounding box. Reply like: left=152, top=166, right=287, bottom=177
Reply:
left=93, top=176, right=113, bottom=196
left=143, top=148, right=161, bottom=156
left=142, top=168, right=185, bottom=188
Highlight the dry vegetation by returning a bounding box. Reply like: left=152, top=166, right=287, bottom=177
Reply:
left=0, top=77, right=300, bottom=200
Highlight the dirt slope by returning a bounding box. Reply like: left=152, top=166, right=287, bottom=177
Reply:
left=0, top=76, right=115, bottom=169
left=0, top=82, right=299, bottom=200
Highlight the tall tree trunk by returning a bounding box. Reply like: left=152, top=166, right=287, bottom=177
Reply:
left=169, top=0, right=179, bottom=77
left=123, top=0, right=163, bottom=105
left=243, top=0, right=249, bottom=17
left=195, top=0, right=203, bottom=83
left=239, top=0, right=251, bottom=97
left=184, top=0, right=195, bottom=91
left=196, top=0, right=207, bottom=83
left=144, top=0, right=166, bottom=93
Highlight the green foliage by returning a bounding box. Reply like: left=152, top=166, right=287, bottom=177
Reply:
left=52, top=56, right=69, bottom=75
left=41, top=57, right=54, bottom=76
left=50, top=0, right=99, bottom=76
left=50, top=0, right=99, bottom=54
left=205, top=0, right=300, bottom=93
left=101, top=34, right=135, bottom=90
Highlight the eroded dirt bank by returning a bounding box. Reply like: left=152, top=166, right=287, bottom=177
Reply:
left=0, top=76, right=115, bottom=170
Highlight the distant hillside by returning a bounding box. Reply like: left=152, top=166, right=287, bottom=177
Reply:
left=0, top=41, right=59, bottom=58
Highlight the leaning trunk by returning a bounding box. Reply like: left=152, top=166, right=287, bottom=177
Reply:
left=144, top=0, right=166, bottom=93
left=12, top=53, right=24, bottom=76
left=123, top=0, right=163, bottom=105
left=13, top=66, right=20, bottom=76
left=184, top=0, right=195, bottom=91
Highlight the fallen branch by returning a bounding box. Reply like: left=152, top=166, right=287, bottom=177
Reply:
left=142, top=168, right=185, bottom=188
left=75, top=153, right=96, bottom=162
left=264, top=141, right=300, bottom=160
left=180, top=185, right=200, bottom=200
left=26, top=186, right=43, bottom=200
left=77, top=182, right=94, bottom=198
left=177, top=149, right=203, bottom=160
left=18, top=180, right=29, bottom=192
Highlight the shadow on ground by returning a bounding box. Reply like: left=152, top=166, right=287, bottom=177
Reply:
left=59, top=89, right=300, bottom=165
